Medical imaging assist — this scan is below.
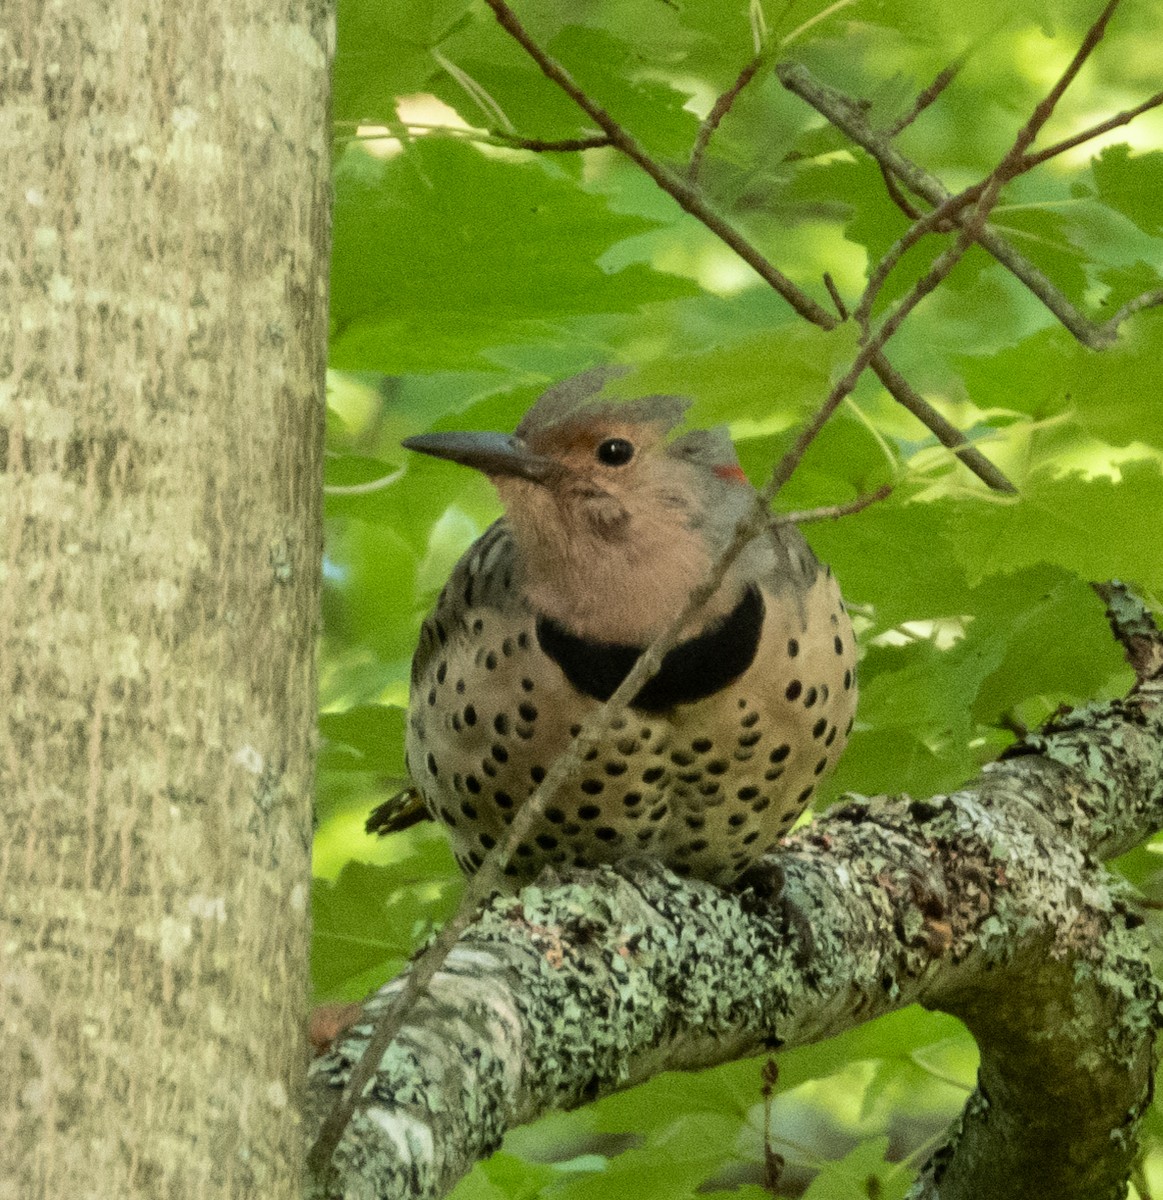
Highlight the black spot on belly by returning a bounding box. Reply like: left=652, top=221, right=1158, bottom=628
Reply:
left=536, top=586, right=765, bottom=711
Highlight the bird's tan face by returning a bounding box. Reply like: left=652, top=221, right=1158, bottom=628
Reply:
left=515, top=414, right=674, bottom=527
left=493, top=417, right=746, bottom=644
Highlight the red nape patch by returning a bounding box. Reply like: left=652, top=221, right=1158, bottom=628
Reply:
left=713, top=464, right=749, bottom=485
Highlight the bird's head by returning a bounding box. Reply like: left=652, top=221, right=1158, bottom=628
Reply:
left=403, top=369, right=762, bottom=642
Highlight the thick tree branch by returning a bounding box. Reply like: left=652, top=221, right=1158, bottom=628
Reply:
left=1094, top=580, right=1163, bottom=684
left=306, top=632, right=1163, bottom=1199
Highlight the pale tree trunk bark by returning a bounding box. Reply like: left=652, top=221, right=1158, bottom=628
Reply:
left=0, top=1, right=331, bottom=1197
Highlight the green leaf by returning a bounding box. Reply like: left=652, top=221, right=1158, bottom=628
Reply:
left=326, top=518, right=422, bottom=669
left=330, top=139, right=696, bottom=373
left=775, top=1009, right=971, bottom=1092
left=449, top=1151, right=560, bottom=1200
left=939, top=462, right=1163, bottom=592
left=801, top=1137, right=908, bottom=1200
left=954, top=323, right=1163, bottom=449
left=1093, top=145, right=1163, bottom=238
left=805, top=498, right=973, bottom=632
left=333, top=0, right=473, bottom=123
left=318, top=704, right=408, bottom=776
left=991, top=204, right=1090, bottom=302
left=311, top=857, right=460, bottom=1000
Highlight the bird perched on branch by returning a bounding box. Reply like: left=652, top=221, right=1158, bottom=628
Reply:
left=369, top=370, right=857, bottom=885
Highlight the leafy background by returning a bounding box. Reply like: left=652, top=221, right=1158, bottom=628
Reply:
left=316, top=0, right=1163, bottom=1194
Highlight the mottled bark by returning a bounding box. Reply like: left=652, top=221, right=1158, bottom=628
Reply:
left=307, top=673, right=1163, bottom=1200
left=0, top=1, right=330, bottom=1197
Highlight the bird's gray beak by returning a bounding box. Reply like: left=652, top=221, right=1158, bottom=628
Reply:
left=402, top=431, right=558, bottom=484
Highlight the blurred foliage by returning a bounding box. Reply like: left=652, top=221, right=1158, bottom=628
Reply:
left=317, top=0, right=1163, bottom=1193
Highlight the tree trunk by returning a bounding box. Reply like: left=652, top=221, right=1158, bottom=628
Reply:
left=0, top=1, right=330, bottom=1196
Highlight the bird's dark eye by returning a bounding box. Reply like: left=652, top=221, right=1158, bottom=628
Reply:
left=596, top=438, right=634, bottom=466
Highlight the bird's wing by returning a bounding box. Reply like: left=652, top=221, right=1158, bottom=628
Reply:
left=409, top=518, right=524, bottom=688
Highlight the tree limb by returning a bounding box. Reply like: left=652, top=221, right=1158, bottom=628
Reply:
left=305, top=598, right=1163, bottom=1199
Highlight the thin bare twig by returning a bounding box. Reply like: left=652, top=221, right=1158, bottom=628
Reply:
left=689, top=56, right=763, bottom=182
left=775, top=0, right=1121, bottom=493
left=879, top=160, right=924, bottom=219
left=884, top=54, right=968, bottom=138
left=770, top=219, right=992, bottom=494
left=481, top=0, right=836, bottom=329
left=346, top=124, right=612, bottom=153
left=484, top=0, right=1015, bottom=494
left=866, top=355, right=1017, bottom=494
left=778, top=45, right=1163, bottom=349
left=855, top=183, right=986, bottom=329
left=1102, top=288, right=1163, bottom=335
left=857, top=79, right=1102, bottom=329
left=1018, top=90, right=1163, bottom=171
left=688, top=0, right=855, bottom=181
left=493, top=131, right=613, bottom=152
left=822, top=272, right=848, bottom=320
left=777, top=484, right=893, bottom=524
left=1013, top=0, right=1122, bottom=155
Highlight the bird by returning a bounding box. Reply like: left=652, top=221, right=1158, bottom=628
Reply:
left=370, top=369, right=857, bottom=886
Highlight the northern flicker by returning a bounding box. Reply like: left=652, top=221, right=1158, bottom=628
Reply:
left=376, top=371, right=857, bottom=886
